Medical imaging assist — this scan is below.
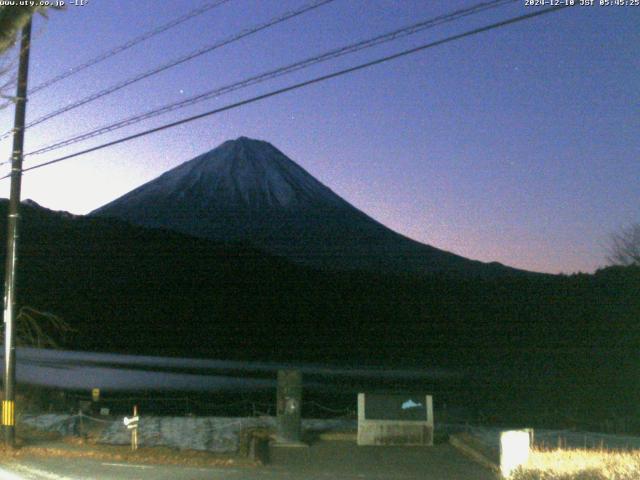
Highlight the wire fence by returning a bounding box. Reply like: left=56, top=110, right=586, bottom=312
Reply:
left=61, top=392, right=356, bottom=420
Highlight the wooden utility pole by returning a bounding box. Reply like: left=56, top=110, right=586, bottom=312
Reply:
left=3, top=20, right=32, bottom=447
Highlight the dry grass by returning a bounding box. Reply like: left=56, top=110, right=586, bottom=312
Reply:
left=512, top=447, right=640, bottom=480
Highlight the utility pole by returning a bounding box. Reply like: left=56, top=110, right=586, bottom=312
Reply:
left=3, top=20, right=32, bottom=447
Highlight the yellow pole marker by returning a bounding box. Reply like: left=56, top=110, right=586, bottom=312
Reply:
left=2, top=401, right=15, bottom=426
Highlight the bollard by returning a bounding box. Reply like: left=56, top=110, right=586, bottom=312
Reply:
left=500, top=430, right=530, bottom=478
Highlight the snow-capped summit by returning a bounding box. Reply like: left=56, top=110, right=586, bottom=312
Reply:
left=122, top=136, right=346, bottom=211
left=93, top=137, right=522, bottom=276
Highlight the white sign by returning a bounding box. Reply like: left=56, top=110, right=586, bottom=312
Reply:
left=123, top=415, right=139, bottom=429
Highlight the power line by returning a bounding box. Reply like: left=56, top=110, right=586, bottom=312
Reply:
left=1, top=5, right=569, bottom=181
left=28, top=0, right=514, bottom=156
left=0, top=24, right=56, bottom=110
left=28, top=0, right=233, bottom=96
left=26, top=0, right=516, bottom=158
left=0, top=0, right=336, bottom=141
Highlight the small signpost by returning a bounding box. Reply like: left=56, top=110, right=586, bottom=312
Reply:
left=123, top=405, right=139, bottom=451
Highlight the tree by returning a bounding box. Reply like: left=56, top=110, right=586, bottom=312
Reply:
left=0, top=306, right=75, bottom=349
left=0, top=5, right=46, bottom=54
left=0, top=5, right=61, bottom=108
left=607, top=223, right=640, bottom=267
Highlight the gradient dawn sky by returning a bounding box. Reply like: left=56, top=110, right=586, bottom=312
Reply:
left=0, top=0, right=637, bottom=274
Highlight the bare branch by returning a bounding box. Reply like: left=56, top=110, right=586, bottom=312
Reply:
left=2, top=306, right=77, bottom=349
left=607, top=224, right=640, bottom=267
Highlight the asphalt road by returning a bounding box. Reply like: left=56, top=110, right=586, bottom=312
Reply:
left=0, top=442, right=497, bottom=479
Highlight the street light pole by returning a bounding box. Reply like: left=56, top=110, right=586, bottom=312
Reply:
left=3, top=20, right=32, bottom=447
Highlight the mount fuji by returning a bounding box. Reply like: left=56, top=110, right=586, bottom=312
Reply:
left=92, top=137, right=522, bottom=276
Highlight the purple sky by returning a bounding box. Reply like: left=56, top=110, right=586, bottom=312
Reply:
left=0, top=0, right=637, bottom=274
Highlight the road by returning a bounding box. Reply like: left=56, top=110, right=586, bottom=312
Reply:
left=0, top=442, right=497, bottom=479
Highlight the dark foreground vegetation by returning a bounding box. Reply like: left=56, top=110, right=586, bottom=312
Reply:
left=1, top=200, right=639, bottom=430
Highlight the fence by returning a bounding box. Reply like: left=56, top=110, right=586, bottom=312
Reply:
left=19, top=411, right=357, bottom=453
left=61, top=390, right=356, bottom=419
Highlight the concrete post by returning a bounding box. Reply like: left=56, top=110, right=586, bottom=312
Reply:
left=276, top=370, right=302, bottom=444
left=500, top=429, right=531, bottom=478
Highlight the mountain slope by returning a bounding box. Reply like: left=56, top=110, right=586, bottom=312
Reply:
left=0, top=199, right=542, bottom=365
left=93, top=137, right=523, bottom=276
left=2, top=200, right=638, bottom=426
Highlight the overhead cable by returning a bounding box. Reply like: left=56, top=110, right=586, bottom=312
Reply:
left=0, top=0, right=335, bottom=141
left=28, top=0, right=233, bottom=95
left=1, top=5, right=568, bottom=181
left=27, top=0, right=516, bottom=157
